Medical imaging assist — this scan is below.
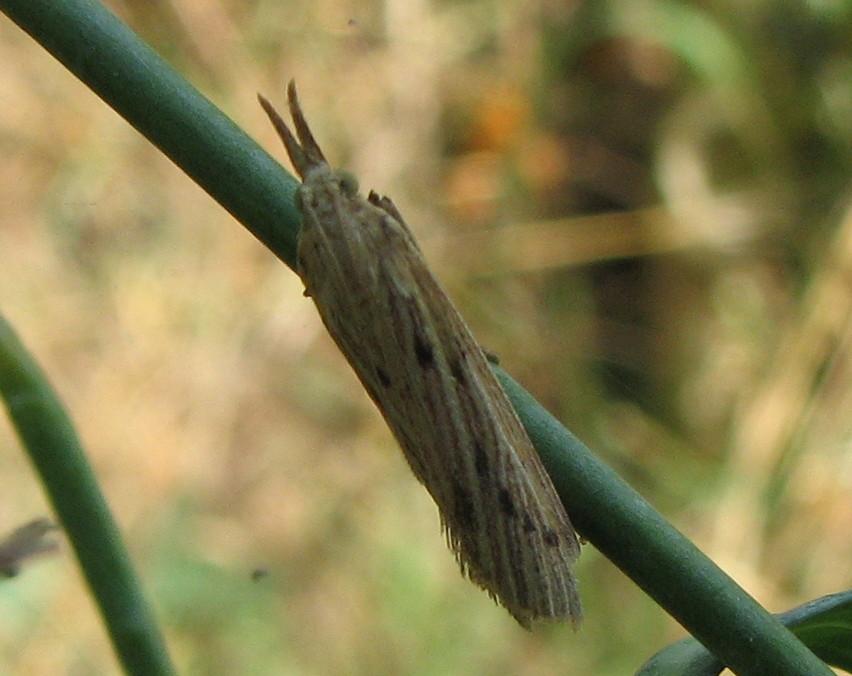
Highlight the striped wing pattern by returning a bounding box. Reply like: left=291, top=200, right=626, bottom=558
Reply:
left=260, top=84, right=582, bottom=626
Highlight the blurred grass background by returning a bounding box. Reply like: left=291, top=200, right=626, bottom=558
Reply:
left=1, top=0, right=851, bottom=674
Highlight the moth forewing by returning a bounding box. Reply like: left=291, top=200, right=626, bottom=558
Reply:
left=260, top=82, right=582, bottom=626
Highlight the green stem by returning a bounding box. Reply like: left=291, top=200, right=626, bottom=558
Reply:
left=0, top=0, right=301, bottom=269
left=496, top=367, right=832, bottom=676
left=0, top=314, right=176, bottom=676
left=0, top=0, right=833, bottom=674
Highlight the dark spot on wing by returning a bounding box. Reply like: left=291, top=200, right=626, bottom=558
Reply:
left=375, top=366, right=392, bottom=388
left=400, top=296, right=435, bottom=369
left=542, top=528, right=560, bottom=547
left=522, top=514, right=536, bottom=533
left=413, top=330, right=435, bottom=368
left=498, top=487, right=517, bottom=518
left=473, top=441, right=488, bottom=477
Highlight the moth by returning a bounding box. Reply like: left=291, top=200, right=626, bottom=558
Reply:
left=0, top=518, right=59, bottom=578
left=259, top=82, right=582, bottom=626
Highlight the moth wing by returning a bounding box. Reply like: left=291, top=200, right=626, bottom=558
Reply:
left=296, top=177, right=582, bottom=625
left=301, top=197, right=581, bottom=624
left=401, top=262, right=582, bottom=625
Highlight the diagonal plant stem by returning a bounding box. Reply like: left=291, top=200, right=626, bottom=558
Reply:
left=0, top=0, right=834, bottom=674
left=0, top=314, right=176, bottom=676
left=495, top=368, right=833, bottom=676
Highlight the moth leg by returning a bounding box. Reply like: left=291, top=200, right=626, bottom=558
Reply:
left=483, top=349, right=501, bottom=365
left=367, top=192, right=406, bottom=222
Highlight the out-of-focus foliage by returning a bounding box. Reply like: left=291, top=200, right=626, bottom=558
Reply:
left=1, top=0, right=850, bottom=673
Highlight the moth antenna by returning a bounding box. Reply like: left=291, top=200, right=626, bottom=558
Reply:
left=258, top=87, right=326, bottom=179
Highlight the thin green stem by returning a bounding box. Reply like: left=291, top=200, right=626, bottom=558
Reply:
left=0, top=314, right=176, bottom=676
left=1, top=0, right=301, bottom=268
left=496, top=367, right=832, bottom=676
left=0, top=0, right=834, bottom=674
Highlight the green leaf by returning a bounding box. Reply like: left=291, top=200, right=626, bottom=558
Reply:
left=636, top=590, right=852, bottom=675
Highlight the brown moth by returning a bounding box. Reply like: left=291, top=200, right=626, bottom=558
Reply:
left=259, top=82, right=581, bottom=626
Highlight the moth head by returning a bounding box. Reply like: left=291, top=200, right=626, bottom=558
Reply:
left=332, top=169, right=359, bottom=197
left=293, top=169, right=359, bottom=213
